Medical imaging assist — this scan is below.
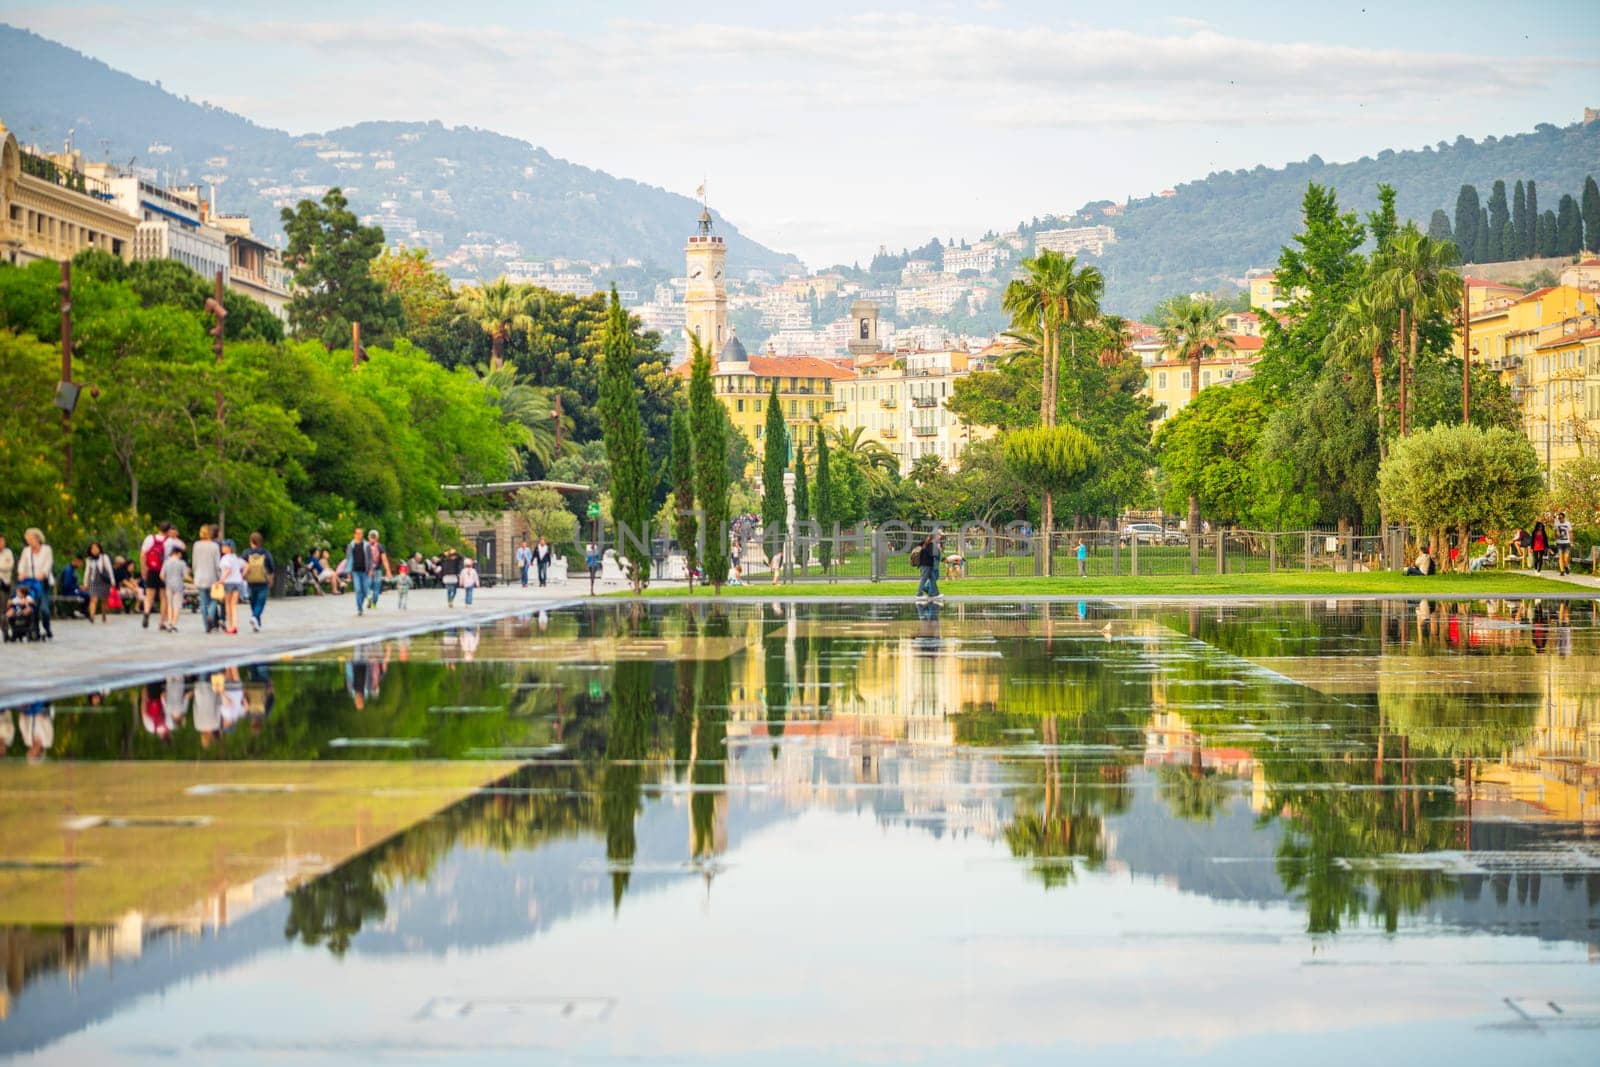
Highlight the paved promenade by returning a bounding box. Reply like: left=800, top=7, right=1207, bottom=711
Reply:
left=1, top=578, right=617, bottom=706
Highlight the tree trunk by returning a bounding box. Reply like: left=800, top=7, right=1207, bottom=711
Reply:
left=1041, top=490, right=1054, bottom=577
left=491, top=330, right=504, bottom=371
left=1374, top=344, right=1389, bottom=568
left=1188, top=348, right=1202, bottom=575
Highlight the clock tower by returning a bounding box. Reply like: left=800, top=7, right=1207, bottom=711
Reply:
left=684, top=207, right=728, bottom=365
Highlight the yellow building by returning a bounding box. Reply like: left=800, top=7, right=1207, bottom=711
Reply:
left=1247, top=273, right=1294, bottom=312
left=703, top=341, right=853, bottom=458
left=1459, top=283, right=1600, bottom=473
left=827, top=348, right=995, bottom=471
left=1142, top=335, right=1264, bottom=423
left=1, top=122, right=136, bottom=267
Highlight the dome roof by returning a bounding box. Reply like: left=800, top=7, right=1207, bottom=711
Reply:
left=719, top=333, right=749, bottom=364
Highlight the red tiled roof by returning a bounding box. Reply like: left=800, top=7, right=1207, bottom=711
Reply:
left=1227, top=335, right=1264, bottom=351
left=1515, top=286, right=1558, bottom=303
left=1536, top=326, right=1600, bottom=350
left=672, top=353, right=857, bottom=380
left=1464, top=276, right=1521, bottom=289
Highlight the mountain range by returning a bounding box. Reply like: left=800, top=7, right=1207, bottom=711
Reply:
left=0, top=24, right=799, bottom=276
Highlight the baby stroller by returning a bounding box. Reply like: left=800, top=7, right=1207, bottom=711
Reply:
left=5, top=581, right=43, bottom=643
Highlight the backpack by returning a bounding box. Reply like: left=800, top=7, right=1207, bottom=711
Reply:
left=143, top=536, right=166, bottom=572
left=243, top=552, right=268, bottom=584
left=909, top=545, right=923, bottom=567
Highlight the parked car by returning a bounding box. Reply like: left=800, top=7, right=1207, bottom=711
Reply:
left=1119, top=523, right=1167, bottom=545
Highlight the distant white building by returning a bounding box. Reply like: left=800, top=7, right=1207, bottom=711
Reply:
left=100, top=173, right=232, bottom=282
left=942, top=243, right=1009, bottom=274
left=1033, top=224, right=1116, bottom=256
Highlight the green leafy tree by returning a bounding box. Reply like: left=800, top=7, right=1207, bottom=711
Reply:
left=1511, top=180, right=1528, bottom=259
left=1376, top=226, right=1462, bottom=435
left=514, top=486, right=578, bottom=546
left=1453, top=185, right=1479, bottom=263
left=1258, top=183, right=1366, bottom=396
left=1002, top=426, right=1101, bottom=546
left=1474, top=207, right=1491, bottom=262
left=688, top=334, right=730, bottom=590
left=760, top=382, right=788, bottom=564
left=669, top=408, right=698, bottom=589
left=1486, top=180, right=1509, bottom=261
left=1583, top=176, right=1600, bottom=254
left=477, top=363, right=567, bottom=469
left=1378, top=424, right=1543, bottom=566
left=280, top=187, right=401, bottom=349
left=1426, top=209, right=1454, bottom=248
left=1158, top=294, right=1234, bottom=565
left=1525, top=180, right=1539, bottom=257
left=1550, top=454, right=1600, bottom=529
left=1556, top=194, right=1584, bottom=255
left=813, top=427, right=834, bottom=568
left=1538, top=209, right=1559, bottom=257
left=372, top=247, right=456, bottom=339
left=1154, top=382, right=1270, bottom=528
left=597, top=288, right=654, bottom=592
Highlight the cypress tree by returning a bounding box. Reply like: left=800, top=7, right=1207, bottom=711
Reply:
left=1538, top=210, right=1558, bottom=257
left=1500, top=219, right=1516, bottom=264
left=1556, top=194, right=1583, bottom=255
left=688, top=334, right=729, bottom=590
left=1453, top=184, right=1480, bottom=261
left=1475, top=207, right=1491, bottom=263
left=669, top=408, right=697, bottom=590
left=792, top=447, right=809, bottom=572
left=760, top=381, right=788, bottom=567
left=1369, top=184, right=1398, bottom=254
left=597, top=286, right=654, bottom=592
left=1511, top=180, right=1527, bottom=259
left=813, top=427, right=834, bottom=569
left=1525, top=181, right=1539, bottom=256
left=1426, top=208, right=1454, bottom=247
left=1486, top=180, right=1509, bottom=261
left=1582, top=176, right=1600, bottom=254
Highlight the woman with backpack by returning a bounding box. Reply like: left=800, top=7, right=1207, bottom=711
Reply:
left=242, top=532, right=275, bottom=631
left=913, top=532, right=942, bottom=601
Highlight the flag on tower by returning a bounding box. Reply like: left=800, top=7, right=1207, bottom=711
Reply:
left=696, top=181, right=706, bottom=200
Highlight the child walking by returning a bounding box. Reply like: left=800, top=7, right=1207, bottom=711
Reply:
left=395, top=563, right=412, bottom=610
left=460, top=557, right=480, bottom=606
left=160, top=547, right=190, bottom=633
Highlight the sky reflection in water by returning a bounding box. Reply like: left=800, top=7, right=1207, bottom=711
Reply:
left=2, top=598, right=1597, bottom=1065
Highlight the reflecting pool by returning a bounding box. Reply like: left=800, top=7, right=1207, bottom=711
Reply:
left=2, top=598, right=1598, bottom=1065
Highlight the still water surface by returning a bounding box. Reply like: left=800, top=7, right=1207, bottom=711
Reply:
left=2, top=599, right=1597, bottom=1064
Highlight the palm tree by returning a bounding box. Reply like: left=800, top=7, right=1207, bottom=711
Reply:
left=456, top=277, right=539, bottom=370
left=828, top=425, right=897, bottom=475
left=1002, top=251, right=1103, bottom=573
left=1324, top=290, right=1397, bottom=466
left=479, top=363, right=568, bottom=468
left=1376, top=226, right=1462, bottom=436
left=1096, top=314, right=1134, bottom=366
left=1157, top=295, right=1234, bottom=574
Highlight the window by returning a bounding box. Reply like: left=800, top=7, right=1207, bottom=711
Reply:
left=736, top=399, right=745, bottom=412
left=806, top=400, right=815, bottom=415
left=755, top=399, right=762, bottom=413
left=1157, top=371, right=1167, bottom=390
left=789, top=400, right=797, bottom=416
left=1180, top=371, right=1191, bottom=390
left=1201, top=370, right=1212, bottom=387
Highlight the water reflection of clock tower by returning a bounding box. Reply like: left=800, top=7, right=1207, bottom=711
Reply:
left=684, top=207, right=727, bottom=363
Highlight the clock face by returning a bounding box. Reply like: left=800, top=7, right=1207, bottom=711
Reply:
left=713, top=268, right=722, bottom=280
left=691, top=269, right=703, bottom=279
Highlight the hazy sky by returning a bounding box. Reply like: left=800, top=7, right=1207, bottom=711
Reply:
left=4, top=0, right=1596, bottom=267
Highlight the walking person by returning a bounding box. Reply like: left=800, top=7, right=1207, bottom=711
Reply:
left=192, top=525, right=222, bottom=633
left=460, top=556, right=480, bottom=606
left=242, top=532, right=275, bottom=631
left=344, top=527, right=369, bottom=615
left=1553, top=512, right=1573, bottom=576
left=914, top=532, right=942, bottom=601
left=1530, top=520, right=1549, bottom=573
left=439, top=548, right=462, bottom=607
left=83, top=541, right=114, bottom=623
left=535, top=536, right=552, bottom=587
left=139, top=522, right=176, bottom=628
left=395, top=564, right=412, bottom=610
left=1076, top=537, right=1089, bottom=578
left=159, top=546, right=189, bottom=633
left=515, top=537, right=533, bottom=588
left=585, top=542, right=601, bottom=596
left=17, top=528, right=55, bottom=640
left=364, top=530, right=391, bottom=610
left=217, top=540, right=248, bottom=634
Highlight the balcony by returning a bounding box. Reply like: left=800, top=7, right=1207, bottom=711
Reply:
left=912, top=395, right=938, bottom=409
left=880, top=398, right=897, bottom=409
left=823, top=401, right=846, bottom=413
left=912, top=425, right=937, bottom=437
left=19, top=150, right=112, bottom=200
left=881, top=427, right=898, bottom=438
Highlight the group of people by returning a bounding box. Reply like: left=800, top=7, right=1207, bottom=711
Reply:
left=513, top=536, right=557, bottom=588
left=1415, top=513, right=1578, bottom=577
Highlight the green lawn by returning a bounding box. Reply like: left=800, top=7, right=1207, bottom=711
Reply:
left=631, top=571, right=1588, bottom=599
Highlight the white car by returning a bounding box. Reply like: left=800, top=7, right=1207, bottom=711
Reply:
left=1119, top=523, right=1166, bottom=545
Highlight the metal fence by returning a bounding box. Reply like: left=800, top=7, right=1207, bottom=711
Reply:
left=729, top=527, right=1393, bottom=582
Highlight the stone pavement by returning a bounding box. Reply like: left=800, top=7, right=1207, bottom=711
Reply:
left=0, top=577, right=621, bottom=707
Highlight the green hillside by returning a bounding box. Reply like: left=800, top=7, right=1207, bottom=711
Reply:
left=0, top=25, right=799, bottom=276
left=1081, top=121, right=1599, bottom=315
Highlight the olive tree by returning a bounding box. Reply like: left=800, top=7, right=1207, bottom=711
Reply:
left=1002, top=425, right=1101, bottom=574
left=1377, top=424, right=1542, bottom=569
